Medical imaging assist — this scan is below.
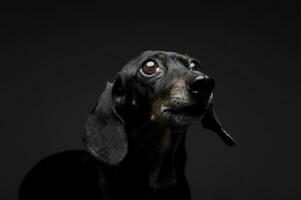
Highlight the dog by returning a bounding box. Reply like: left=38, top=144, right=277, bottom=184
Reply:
left=18, top=50, right=235, bottom=200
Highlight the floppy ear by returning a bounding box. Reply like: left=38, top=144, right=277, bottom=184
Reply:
left=201, top=96, right=236, bottom=146
left=84, top=75, right=128, bottom=165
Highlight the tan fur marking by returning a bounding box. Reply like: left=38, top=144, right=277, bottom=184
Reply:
left=158, top=53, right=166, bottom=59
left=148, top=79, right=187, bottom=151
left=150, top=79, right=186, bottom=119
left=173, top=79, right=185, bottom=88
left=132, top=99, right=136, bottom=106
left=150, top=115, right=155, bottom=121
left=171, top=128, right=185, bottom=160
left=161, top=128, right=172, bottom=150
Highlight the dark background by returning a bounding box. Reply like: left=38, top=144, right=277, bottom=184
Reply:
left=1, top=2, right=300, bottom=200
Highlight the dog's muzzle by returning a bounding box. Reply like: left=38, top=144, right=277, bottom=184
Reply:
left=160, top=75, right=215, bottom=125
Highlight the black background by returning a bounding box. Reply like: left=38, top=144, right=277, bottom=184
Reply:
left=1, top=2, right=301, bottom=200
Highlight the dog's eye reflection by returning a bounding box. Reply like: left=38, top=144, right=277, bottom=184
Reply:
left=189, top=60, right=201, bottom=71
left=140, top=59, right=160, bottom=77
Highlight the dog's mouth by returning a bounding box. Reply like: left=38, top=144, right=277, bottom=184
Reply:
left=162, top=104, right=205, bottom=116
left=161, top=104, right=207, bottom=125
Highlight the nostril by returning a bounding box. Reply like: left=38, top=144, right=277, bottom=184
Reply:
left=188, top=76, right=215, bottom=94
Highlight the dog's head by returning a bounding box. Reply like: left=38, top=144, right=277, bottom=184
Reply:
left=84, top=51, right=235, bottom=165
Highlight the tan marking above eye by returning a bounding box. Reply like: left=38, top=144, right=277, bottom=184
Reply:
left=158, top=53, right=166, bottom=59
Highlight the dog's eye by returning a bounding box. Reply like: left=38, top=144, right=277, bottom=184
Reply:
left=140, top=59, right=160, bottom=77
left=189, top=60, right=201, bottom=71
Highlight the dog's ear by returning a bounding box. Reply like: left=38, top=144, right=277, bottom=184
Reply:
left=84, top=74, right=128, bottom=165
left=201, top=95, right=236, bottom=146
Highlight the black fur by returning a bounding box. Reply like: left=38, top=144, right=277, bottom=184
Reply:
left=18, top=50, right=235, bottom=200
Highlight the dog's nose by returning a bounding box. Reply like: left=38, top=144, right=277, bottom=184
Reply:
left=187, top=75, right=215, bottom=94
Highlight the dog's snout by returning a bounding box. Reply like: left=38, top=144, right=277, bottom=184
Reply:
left=187, top=75, right=215, bottom=94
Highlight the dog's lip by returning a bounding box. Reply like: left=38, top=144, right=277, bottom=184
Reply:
left=162, top=104, right=205, bottom=116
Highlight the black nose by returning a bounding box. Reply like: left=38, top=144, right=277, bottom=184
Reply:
left=187, top=75, right=215, bottom=94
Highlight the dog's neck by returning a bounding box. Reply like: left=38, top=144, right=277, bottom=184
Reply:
left=147, top=126, right=187, bottom=190
left=125, top=121, right=188, bottom=190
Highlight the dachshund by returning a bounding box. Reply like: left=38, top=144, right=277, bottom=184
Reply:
left=18, top=50, right=236, bottom=200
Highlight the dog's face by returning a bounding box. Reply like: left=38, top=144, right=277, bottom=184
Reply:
left=119, top=50, right=215, bottom=126
left=84, top=50, right=235, bottom=165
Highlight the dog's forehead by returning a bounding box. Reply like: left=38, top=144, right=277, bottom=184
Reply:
left=138, top=50, right=188, bottom=61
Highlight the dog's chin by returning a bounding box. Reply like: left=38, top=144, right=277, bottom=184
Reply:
left=164, top=112, right=199, bottom=126
left=161, top=105, right=206, bottom=126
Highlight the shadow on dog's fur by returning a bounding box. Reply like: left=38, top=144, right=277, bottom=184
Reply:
left=18, top=50, right=235, bottom=200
